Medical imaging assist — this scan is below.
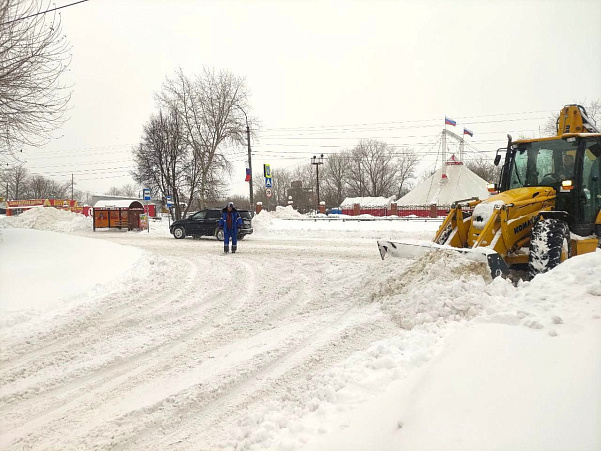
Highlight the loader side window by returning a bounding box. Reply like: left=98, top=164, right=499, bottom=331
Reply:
left=582, top=141, right=601, bottom=224
left=510, top=150, right=528, bottom=189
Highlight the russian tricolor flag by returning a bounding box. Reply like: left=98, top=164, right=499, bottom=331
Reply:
left=463, top=127, right=473, bottom=137
left=445, top=116, right=456, bottom=126
left=245, top=167, right=251, bottom=182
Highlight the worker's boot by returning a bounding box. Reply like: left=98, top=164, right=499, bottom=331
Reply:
left=223, top=245, right=229, bottom=253
left=232, top=245, right=237, bottom=254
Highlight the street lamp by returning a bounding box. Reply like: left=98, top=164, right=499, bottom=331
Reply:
left=311, top=154, right=324, bottom=210
left=235, top=105, right=253, bottom=210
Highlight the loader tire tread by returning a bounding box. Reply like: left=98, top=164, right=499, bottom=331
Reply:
left=528, top=218, right=571, bottom=278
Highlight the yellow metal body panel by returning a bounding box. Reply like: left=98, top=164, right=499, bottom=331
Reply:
left=558, top=105, right=589, bottom=135
left=572, top=238, right=599, bottom=256
left=434, top=187, right=557, bottom=259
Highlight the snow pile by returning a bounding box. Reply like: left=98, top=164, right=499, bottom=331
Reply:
left=273, top=205, right=303, bottom=219
left=251, top=210, right=275, bottom=234
left=253, top=207, right=301, bottom=234
left=480, top=250, right=601, bottom=332
left=472, top=200, right=504, bottom=229
left=0, top=207, right=92, bottom=233
left=369, top=251, right=513, bottom=329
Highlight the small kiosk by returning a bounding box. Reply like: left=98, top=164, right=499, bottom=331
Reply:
left=92, top=200, right=145, bottom=231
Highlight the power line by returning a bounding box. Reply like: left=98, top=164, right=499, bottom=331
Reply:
left=1, top=0, right=91, bottom=25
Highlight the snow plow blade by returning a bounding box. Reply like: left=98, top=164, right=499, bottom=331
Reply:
left=377, top=239, right=509, bottom=278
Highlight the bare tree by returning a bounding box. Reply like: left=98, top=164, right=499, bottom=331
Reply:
left=105, top=186, right=122, bottom=196
left=133, top=109, right=190, bottom=220
left=395, top=147, right=418, bottom=198
left=465, top=155, right=502, bottom=183
left=0, top=0, right=71, bottom=153
left=321, top=151, right=350, bottom=207
left=7, top=163, right=28, bottom=199
left=347, top=139, right=397, bottom=197
left=157, top=68, right=251, bottom=209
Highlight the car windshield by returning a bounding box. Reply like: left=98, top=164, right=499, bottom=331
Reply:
left=239, top=211, right=252, bottom=219
left=509, top=139, right=578, bottom=189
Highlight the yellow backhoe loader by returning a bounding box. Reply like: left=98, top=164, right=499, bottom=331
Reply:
left=378, top=104, right=601, bottom=278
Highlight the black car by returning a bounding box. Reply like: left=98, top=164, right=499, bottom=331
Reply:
left=170, top=208, right=253, bottom=240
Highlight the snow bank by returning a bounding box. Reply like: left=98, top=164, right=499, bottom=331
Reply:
left=0, top=228, right=152, bottom=327
left=307, top=251, right=601, bottom=451
left=0, top=207, right=92, bottom=233
left=218, top=251, right=601, bottom=450
left=369, top=251, right=513, bottom=329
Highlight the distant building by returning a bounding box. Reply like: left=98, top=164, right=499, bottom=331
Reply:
left=286, top=181, right=314, bottom=214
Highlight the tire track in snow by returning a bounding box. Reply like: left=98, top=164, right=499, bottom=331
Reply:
left=1, top=234, right=392, bottom=450
left=0, top=251, right=264, bottom=446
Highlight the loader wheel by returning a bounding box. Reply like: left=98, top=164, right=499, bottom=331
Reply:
left=528, top=219, right=571, bottom=278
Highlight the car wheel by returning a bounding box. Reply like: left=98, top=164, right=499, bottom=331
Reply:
left=215, top=228, right=224, bottom=241
left=173, top=226, right=186, bottom=239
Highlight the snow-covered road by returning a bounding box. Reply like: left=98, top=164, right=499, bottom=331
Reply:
left=1, top=227, right=416, bottom=449
left=1, top=208, right=600, bottom=451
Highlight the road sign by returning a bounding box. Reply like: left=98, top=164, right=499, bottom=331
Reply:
left=265, top=178, right=273, bottom=188
left=266, top=188, right=272, bottom=198
left=263, top=164, right=272, bottom=179
left=143, top=188, right=151, bottom=201
left=166, top=195, right=173, bottom=207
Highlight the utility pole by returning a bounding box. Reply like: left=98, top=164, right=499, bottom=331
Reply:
left=236, top=105, right=253, bottom=210
left=311, top=154, right=324, bottom=210
left=246, top=122, right=253, bottom=209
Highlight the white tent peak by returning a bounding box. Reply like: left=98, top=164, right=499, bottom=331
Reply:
left=445, top=154, right=463, bottom=165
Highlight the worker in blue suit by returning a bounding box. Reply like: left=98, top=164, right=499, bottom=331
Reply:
left=219, top=202, right=243, bottom=253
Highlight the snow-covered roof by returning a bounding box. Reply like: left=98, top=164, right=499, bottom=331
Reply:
left=398, top=157, right=489, bottom=206
left=93, top=199, right=144, bottom=209
left=340, top=196, right=396, bottom=208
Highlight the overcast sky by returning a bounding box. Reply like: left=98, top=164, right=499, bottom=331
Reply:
left=13, top=0, right=601, bottom=198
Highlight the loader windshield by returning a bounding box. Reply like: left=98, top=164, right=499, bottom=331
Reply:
left=509, top=139, right=578, bottom=189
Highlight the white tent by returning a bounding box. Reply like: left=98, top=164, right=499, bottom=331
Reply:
left=398, top=155, right=489, bottom=206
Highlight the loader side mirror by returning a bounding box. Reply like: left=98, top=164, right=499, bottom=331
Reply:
left=494, top=154, right=502, bottom=166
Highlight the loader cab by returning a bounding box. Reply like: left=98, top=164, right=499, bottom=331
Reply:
left=501, top=136, right=601, bottom=236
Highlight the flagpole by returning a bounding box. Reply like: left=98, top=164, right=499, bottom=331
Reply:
left=442, top=118, right=447, bottom=177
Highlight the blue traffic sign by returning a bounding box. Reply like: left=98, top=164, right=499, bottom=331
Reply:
left=166, top=195, right=173, bottom=207
left=143, top=188, right=151, bottom=201
left=265, top=178, right=273, bottom=188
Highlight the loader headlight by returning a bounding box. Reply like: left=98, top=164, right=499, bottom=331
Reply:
left=487, top=183, right=498, bottom=193
left=561, top=180, right=574, bottom=192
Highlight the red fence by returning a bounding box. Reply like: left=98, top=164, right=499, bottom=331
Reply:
left=341, top=205, right=450, bottom=218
